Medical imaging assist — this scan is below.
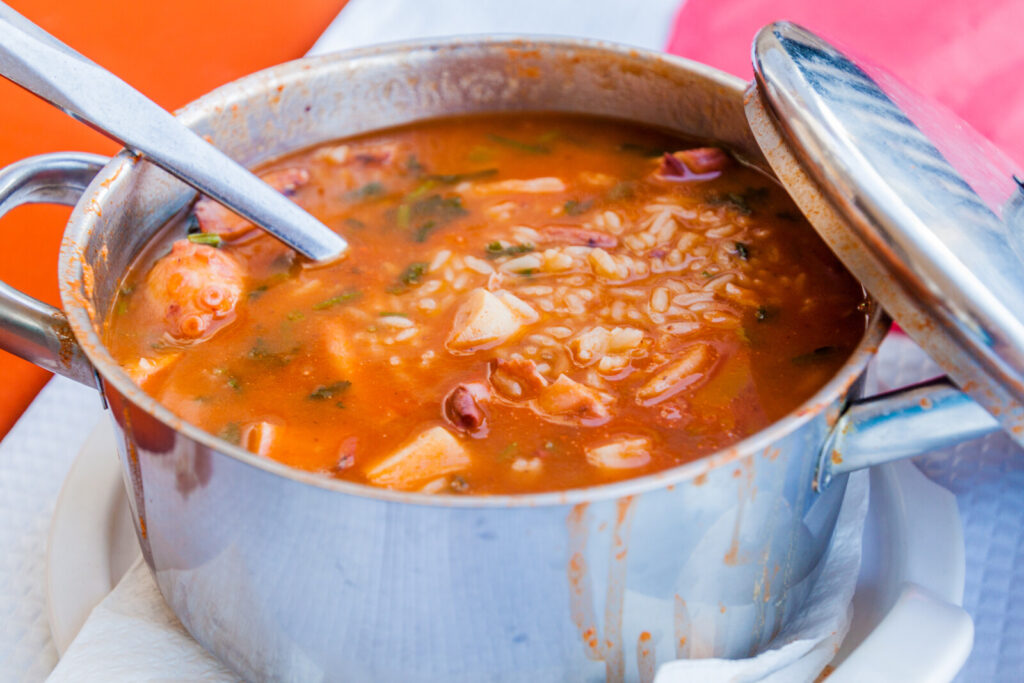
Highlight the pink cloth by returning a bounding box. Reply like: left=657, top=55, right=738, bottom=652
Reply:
left=666, top=0, right=1024, bottom=168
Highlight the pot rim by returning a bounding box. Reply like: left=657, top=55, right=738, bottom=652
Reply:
left=59, top=35, right=889, bottom=509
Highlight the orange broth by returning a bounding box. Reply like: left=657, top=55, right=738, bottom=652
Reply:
left=105, top=115, right=868, bottom=494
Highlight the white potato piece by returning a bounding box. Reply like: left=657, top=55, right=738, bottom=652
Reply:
left=586, top=437, right=652, bottom=469
left=365, top=426, right=471, bottom=490
left=637, top=343, right=715, bottom=405
left=447, top=288, right=536, bottom=352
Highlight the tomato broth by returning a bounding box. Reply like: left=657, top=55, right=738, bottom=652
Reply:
left=105, top=115, right=868, bottom=494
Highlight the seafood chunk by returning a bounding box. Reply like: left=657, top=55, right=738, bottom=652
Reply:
left=637, top=343, right=716, bottom=405
left=569, top=326, right=644, bottom=368
left=657, top=149, right=730, bottom=181
left=534, top=374, right=611, bottom=424
left=447, top=288, right=537, bottom=352
left=194, top=167, right=310, bottom=239
left=366, top=426, right=471, bottom=490
left=142, top=240, right=244, bottom=341
left=586, top=437, right=652, bottom=469
left=444, top=382, right=490, bottom=433
left=489, top=357, right=548, bottom=400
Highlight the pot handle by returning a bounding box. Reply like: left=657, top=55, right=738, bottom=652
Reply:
left=0, top=152, right=108, bottom=386
left=816, top=376, right=1004, bottom=490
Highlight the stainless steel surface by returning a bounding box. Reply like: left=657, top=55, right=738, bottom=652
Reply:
left=749, top=21, right=1024, bottom=445
left=0, top=36, right=1000, bottom=681
left=817, top=377, right=1003, bottom=490
left=0, top=1, right=346, bottom=262
left=0, top=153, right=105, bottom=386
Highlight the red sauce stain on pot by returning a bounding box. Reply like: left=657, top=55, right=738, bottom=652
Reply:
left=566, top=497, right=638, bottom=682
left=603, top=496, right=636, bottom=683
left=636, top=631, right=655, bottom=683
left=567, top=503, right=601, bottom=661
left=673, top=595, right=690, bottom=658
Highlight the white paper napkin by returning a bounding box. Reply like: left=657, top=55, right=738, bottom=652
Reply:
left=44, top=1, right=866, bottom=681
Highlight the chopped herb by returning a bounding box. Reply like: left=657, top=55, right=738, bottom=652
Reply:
left=497, top=442, right=519, bottom=461
left=414, top=220, right=438, bottom=242
left=467, top=146, right=493, bottom=163
left=308, top=380, right=352, bottom=401
left=313, top=290, right=361, bottom=310
left=515, top=268, right=538, bottom=276
left=608, top=181, right=635, bottom=200
left=735, top=242, right=750, bottom=260
left=488, top=134, right=550, bottom=154
left=386, top=262, right=429, bottom=293
left=397, top=262, right=428, bottom=286
left=247, top=338, right=299, bottom=366
left=248, top=271, right=291, bottom=301
left=426, top=168, right=498, bottom=184
left=214, top=368, right=242, bottom=392
left=755, top=305, right=769, bottom=322
left=346, top=181, right=385, bottom=201
left=563, top=198, right=594, bottom=216
left=708, top=187, right=770, bottom=216
left=792, top=346, right=839, bottom=365
left=395, top=203, right=411, bottom=229
left=187, top=232, right=222, bottom=247
left=449, top=475, right=469, bottom=493
left=701, top=270, right=713, bottom=278
left=219, top=422, right=241, bottom=445
left=378, top=311, right=408, bottom=318
left=344, top=217, right=366, bottom=230
left=485, top=242, right=534, bottom=259
left=286, top=310, right=305, bottom=321
left=335, top=401, right=346, bottom=409
left=617, top=142, right=667, bottom=157
left=399, top=195, right=468, bottom=235
left=406, top=179, right=437, bottom=200
left=405, top=154, right=425, bottom=174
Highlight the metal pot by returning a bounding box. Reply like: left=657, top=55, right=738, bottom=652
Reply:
left=0, top=36, right=1005, bottom=682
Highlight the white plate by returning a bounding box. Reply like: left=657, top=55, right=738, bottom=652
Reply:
left=46, top=419, right=973, bottom=679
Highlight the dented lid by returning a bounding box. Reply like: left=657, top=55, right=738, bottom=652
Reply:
left=746, top=21, right=1024, bottom=444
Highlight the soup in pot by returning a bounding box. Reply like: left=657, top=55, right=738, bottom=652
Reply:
left=105, top=115, right=868, bottom=494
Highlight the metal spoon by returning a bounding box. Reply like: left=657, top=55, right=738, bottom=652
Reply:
left=0, top=2, right=347, bottom=262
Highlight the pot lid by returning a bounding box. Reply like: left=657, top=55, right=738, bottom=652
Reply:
left=746, top=21, right=1024, bottom=445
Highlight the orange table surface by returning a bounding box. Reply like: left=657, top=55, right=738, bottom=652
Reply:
left=0, top=0, right=345, bottom=437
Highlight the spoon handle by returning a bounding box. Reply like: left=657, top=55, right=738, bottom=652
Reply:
left=0, top=2, right=346, bottom=261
